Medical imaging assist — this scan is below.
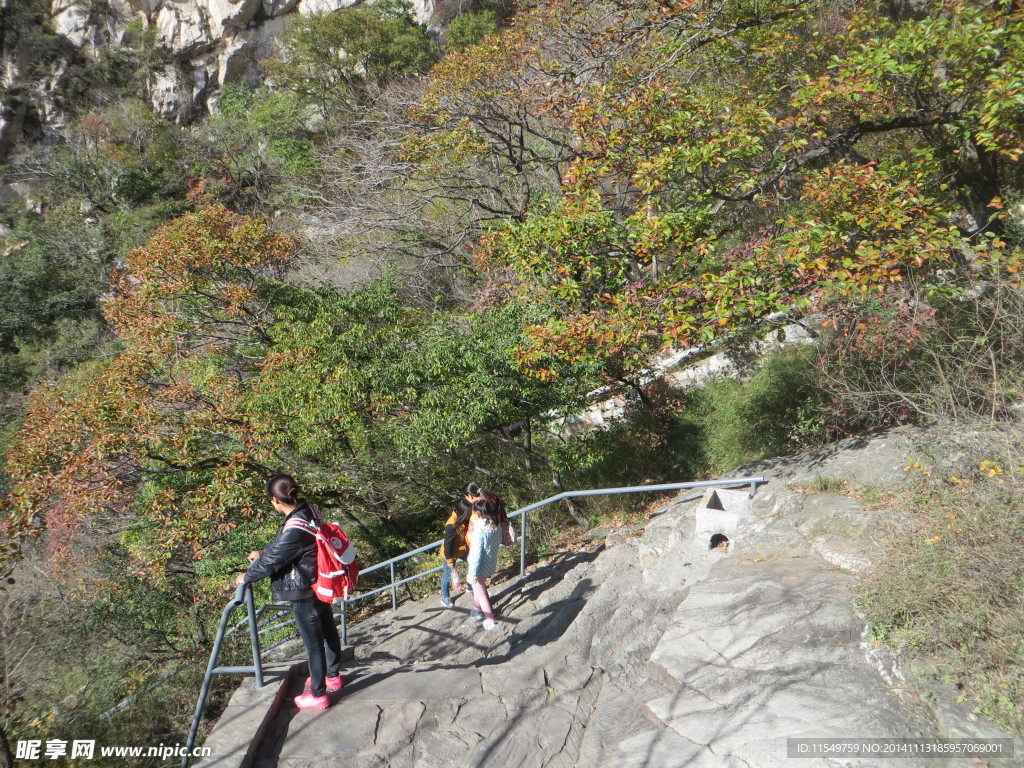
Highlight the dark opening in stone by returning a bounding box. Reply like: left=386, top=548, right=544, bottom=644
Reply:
left=704, top=491, right=725, bottom=511
left=709, top=533, right=730, bottom=550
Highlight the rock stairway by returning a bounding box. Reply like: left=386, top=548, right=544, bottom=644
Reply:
left=201, top=427, right=1022, bottom=768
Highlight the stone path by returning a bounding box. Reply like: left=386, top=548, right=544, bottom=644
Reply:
left=201, top=427, right=1023, bottom=768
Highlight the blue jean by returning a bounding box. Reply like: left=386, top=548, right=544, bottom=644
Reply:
left=291, top=597, right=342, bottom=696
left=440, top=559, right=464, bottom=600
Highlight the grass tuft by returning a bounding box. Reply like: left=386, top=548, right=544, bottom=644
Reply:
left=856, top=446, right=1024, bottom=734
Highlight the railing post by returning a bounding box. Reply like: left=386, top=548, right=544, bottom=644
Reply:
left=182, top=584, right=246, bottom=768
left=244, top=584, right=264, bottom=688
left=340, top=598, right=348, bottom=647
left=390, top=562, right=397, bottom=611
left=519, top=511, right=526, bottom=577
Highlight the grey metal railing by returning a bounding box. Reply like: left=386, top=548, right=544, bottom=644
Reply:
left=182, top=582, right=264, bottom=768
left=338, top=476, right=766, bottom=642
left=183, top=476, right=766, bottom=766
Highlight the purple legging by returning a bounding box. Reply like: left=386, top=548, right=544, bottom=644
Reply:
left=469, top=577, right=494, bottom=622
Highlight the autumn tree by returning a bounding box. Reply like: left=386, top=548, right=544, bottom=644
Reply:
left=409, top=0, right=1024, bottom=383
left=2, top=203, right=596, bottom=601
left=3, top=207, right=294, bottom=596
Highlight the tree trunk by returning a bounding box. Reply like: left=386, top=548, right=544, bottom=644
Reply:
left=367, top=497, right=418, bottom=550
left=956, top=141, right=1005, bottom=238
left=194, top=606, right=208, bottom=647
left=615, top=375, right=653, bottom=408
left=551, top=471, right=589, bottom=528
left=522, top=419, right=538, bottom=491
left=327, top=502, right=418, bottom=555
left=485, top=427, right=589, bottom=528
left=886, top=0, right=929, bottom=20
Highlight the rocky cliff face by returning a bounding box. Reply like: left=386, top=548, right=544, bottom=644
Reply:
left=0, top=0, right=464, bottom=163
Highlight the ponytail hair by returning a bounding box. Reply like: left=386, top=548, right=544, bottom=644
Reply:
left=266, top=474, right=300, bottom=505
left=482, top=490, right=505, bottom=521
left=464, top=481, right=481, bottom=497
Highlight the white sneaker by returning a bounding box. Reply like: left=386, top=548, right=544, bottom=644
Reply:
left=482, top=619, right=496, bottom=631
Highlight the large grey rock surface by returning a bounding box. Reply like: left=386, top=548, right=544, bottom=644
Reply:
left=203, top=426, right=1023, bottom=768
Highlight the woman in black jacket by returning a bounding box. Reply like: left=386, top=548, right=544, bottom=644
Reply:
left=235, top=474, right=344, bottom=710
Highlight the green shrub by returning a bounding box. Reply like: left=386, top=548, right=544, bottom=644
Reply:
left=217, top=85, right=317, bottom=177
left=0, top=355, right=29, bottom=391
left=558, top=344, right=826, bottom=490
left=445, top=10, right=501, bottom=50
left=265, top=0, right=438, bottom=118
left=807, top=475, right=845, bottom=494
left=700, top=344, right=826, bottom=474
left=190, top=84, right=320, bottom=211
left=0, top=208, right=106, bottom=357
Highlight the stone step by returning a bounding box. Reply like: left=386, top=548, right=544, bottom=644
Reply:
left=251, top=660, right=608, bottom=768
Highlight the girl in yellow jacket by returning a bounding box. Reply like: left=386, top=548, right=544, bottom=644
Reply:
left=439, top=497, right=472, bottom=607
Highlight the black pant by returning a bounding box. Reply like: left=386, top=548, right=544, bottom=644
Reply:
left=291, top=597, right=343, bottom=696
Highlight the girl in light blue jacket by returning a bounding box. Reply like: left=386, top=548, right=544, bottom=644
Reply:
left=466, top=498, right=502, bottom=630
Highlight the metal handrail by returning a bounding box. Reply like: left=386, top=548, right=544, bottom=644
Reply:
left=183, top=476, right=766, bottom=766
left=340, top=476, right=766, bottom=640
left=182, top=583, right=263, bottom=768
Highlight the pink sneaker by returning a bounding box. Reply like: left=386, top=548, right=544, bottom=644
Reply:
left=294, top=691, right=330, bottom=710
left=305, top=674, right=344, bottom=692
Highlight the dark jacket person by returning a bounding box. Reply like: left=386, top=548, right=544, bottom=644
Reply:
left=237, top=474, right=344, bottom=709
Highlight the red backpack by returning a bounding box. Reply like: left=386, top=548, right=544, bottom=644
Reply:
left=284, top=507, right=359, bottom=602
